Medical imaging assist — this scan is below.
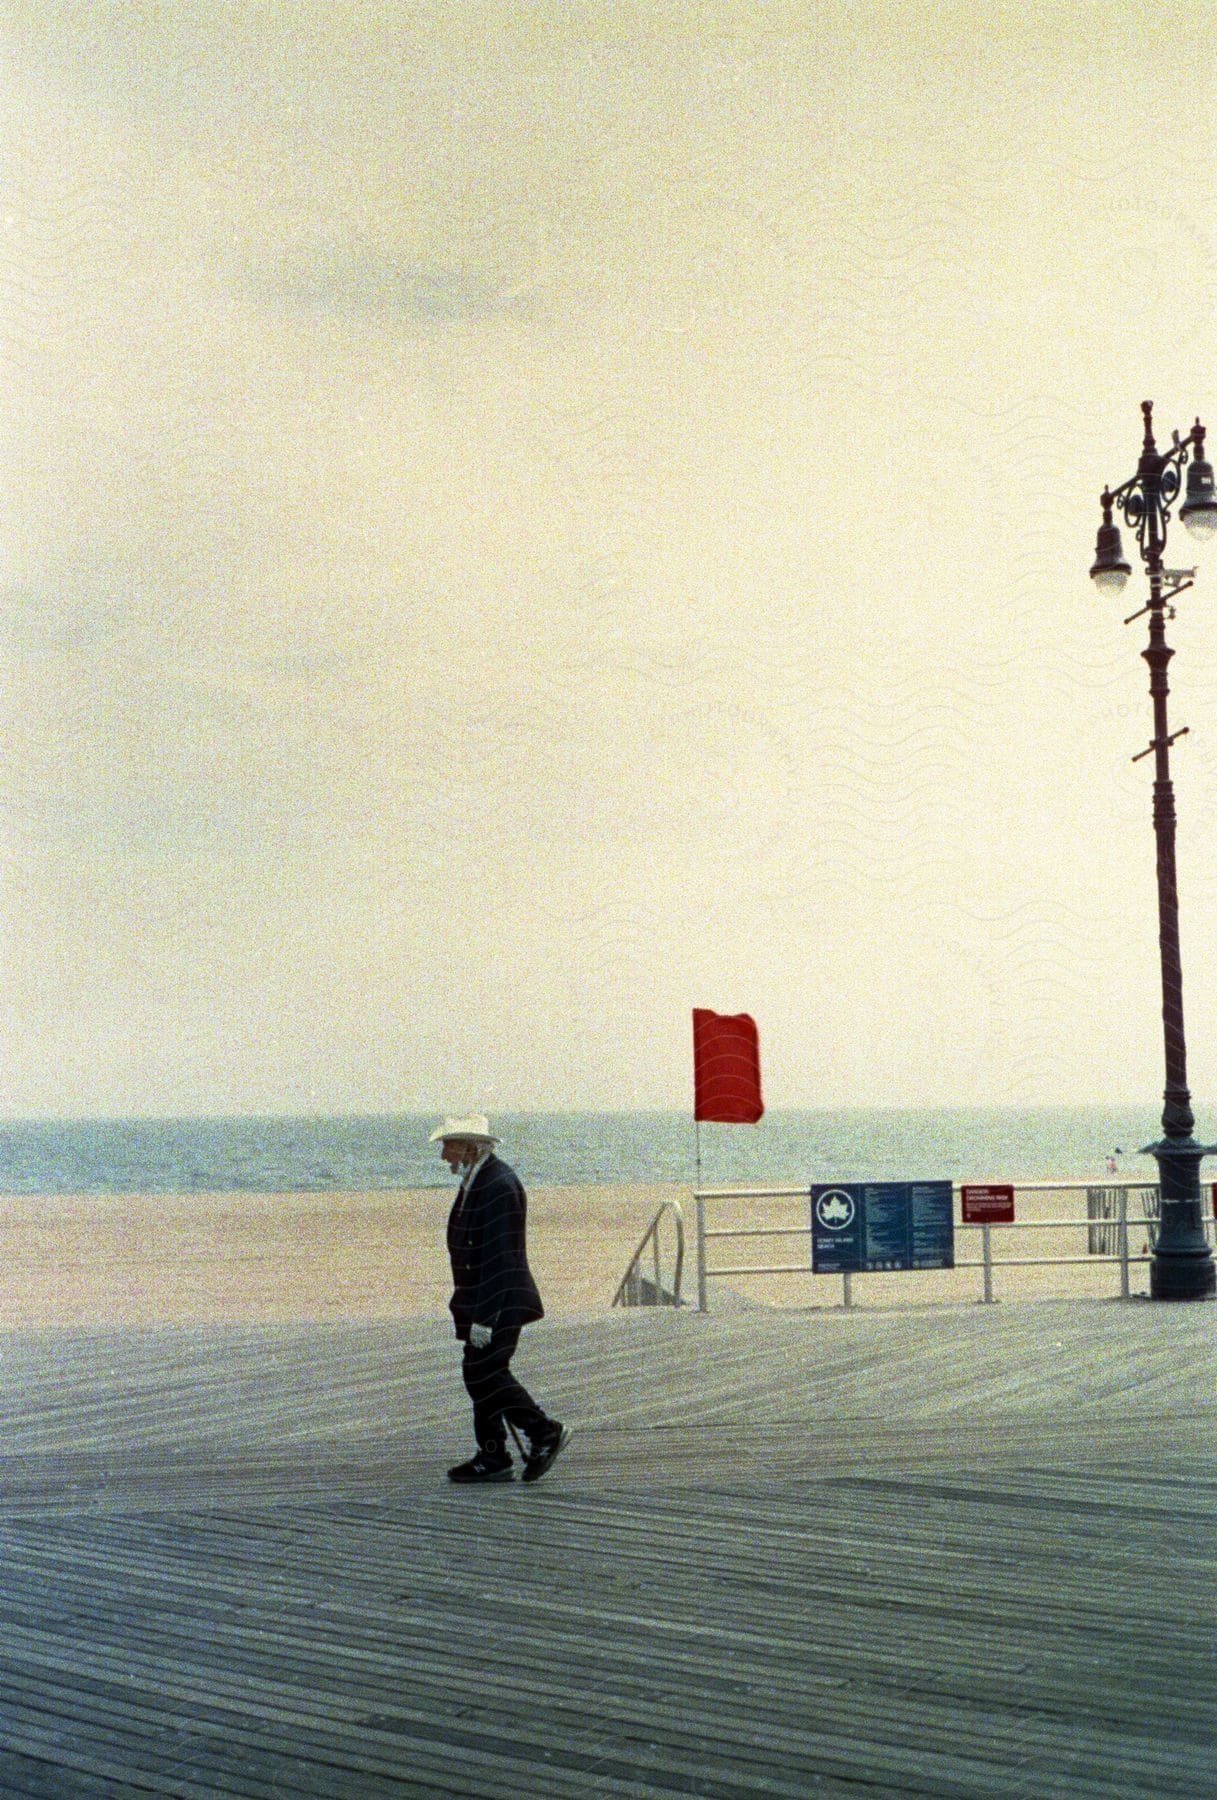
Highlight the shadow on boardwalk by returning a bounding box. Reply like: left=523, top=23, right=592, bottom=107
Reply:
left=1, top=1302, right=1215, bottom=1797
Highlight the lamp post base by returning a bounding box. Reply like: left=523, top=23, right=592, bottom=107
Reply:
left=1144, top=1136, right=1217, bottom=1301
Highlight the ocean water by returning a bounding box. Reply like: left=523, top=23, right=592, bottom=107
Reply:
left=2, top=1106, right=1213, bottom=1197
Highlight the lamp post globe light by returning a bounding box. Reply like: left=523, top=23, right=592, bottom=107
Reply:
left=1090, top=400, right=1217, bottom=1300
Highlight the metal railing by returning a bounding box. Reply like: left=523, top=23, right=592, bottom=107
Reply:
left=613, top=1199, right=686, bottom=1308
left=691, top=1180, right=1210, bottom=1311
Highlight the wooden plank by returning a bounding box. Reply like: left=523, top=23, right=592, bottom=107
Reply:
left=0, top=1308, right=1214, bottom=1798
left=0, top=1746, right=176, bottom=1800
left=2, top=1483, right=1209, bottom=1792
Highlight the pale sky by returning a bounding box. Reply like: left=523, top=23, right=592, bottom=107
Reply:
left=3, top=1, right=1216, bottom=1117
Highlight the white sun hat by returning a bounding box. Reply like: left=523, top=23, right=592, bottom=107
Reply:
left=428, top=1113, right=500, bottom=1146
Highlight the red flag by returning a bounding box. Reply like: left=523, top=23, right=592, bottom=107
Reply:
left=692, top=1009, right=764, bottom=1123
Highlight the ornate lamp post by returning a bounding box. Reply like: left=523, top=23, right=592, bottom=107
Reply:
left=1090, top=400, right=1217, bottom=1300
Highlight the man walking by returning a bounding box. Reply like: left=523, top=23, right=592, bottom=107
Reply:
left=432, top=1114, right=570, bottom=1485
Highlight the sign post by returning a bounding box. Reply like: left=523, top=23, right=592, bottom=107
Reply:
left=960, top=1184, right=1015, bottom=1303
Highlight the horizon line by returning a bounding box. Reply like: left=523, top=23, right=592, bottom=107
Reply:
left=2, top=1100, right=1210, bottom=1127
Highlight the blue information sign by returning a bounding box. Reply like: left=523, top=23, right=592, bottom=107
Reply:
left=810, top=1182, right=954, bottom=1274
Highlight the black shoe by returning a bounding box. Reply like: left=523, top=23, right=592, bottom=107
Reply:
left=447, top=1454, right=514, bottom=1484
left=521, top=1423, right=570, bottom=1484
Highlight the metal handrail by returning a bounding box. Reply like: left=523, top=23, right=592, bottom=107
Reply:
left=612, top=1199, right=686, bottom=1307
left=705, top=1216, right=1147, bottom=1238
left=694, top=1179, right=1163, bottom=1198
left=691, top=1180, right=1198, bottom=1310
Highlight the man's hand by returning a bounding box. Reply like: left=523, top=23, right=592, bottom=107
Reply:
left=469, top=1323, right=492, bottom=1349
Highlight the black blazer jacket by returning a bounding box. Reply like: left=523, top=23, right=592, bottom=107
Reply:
left=446, top=1153, right=545, bottom=1340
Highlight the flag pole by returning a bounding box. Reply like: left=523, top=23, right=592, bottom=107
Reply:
left=690, top=1007, right=763, bottom=1313
left=694, top=1114, right=706, bottom=1312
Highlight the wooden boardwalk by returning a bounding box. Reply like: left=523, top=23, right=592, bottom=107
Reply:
left=1, top=1301, right=1215, bottom=1797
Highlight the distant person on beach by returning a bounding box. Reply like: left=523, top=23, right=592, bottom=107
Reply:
left=432, top=1114, right=570, bottom=1485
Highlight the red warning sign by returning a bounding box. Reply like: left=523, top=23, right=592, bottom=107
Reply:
left=961, top=1183, right=1015, bottom=1224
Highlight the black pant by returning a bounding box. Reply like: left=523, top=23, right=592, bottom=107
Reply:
left=461, top=1326, right=549, bottom=1458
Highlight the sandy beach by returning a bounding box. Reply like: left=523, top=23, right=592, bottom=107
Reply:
left=0, top=1180, right=1161, bottom=1328
left=0, top=1184, right=680, bottom=1328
